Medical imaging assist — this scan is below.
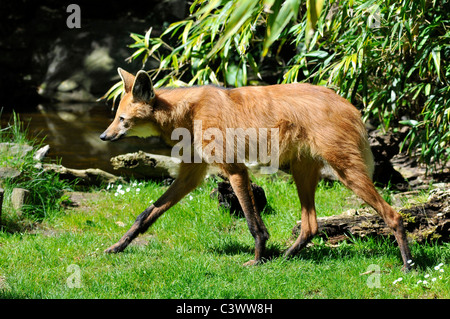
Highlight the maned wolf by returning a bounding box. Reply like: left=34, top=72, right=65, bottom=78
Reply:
left=100, top=68, right=413, bottom=270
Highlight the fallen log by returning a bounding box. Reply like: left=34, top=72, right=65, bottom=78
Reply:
left=43, top=164, right=124, bottom=186
left=110, top=151, right=181, bottom=179
left=292, top=188, right=450, bottom=244
left=110, top=151, right=223, bottom=179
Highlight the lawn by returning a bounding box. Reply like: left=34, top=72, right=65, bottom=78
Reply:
left=0, top=176, right=448, bottom=299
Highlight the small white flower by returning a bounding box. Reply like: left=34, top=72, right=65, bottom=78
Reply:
left=393, top=277, right=403, bottom=284
left=117, top=184, right=123, bottom=190
left=417, top=280, right=422, bottom=284
left=439, top=269, right=444, bottom=273
left=424, top=274, right=430, bottom=278
left=438, top=263, right=444, bottom=267
left=423, top=280, right=428, bottom=285
left=189, top=195, right=194, bottom=200
left=439, top=276, right=443, bottom=279
left=136, top=188, right=141, bottom=192
left=432, top=278, right=437, bottom=282
left=114, top=192, right=119, bottom=197
left=434, top=265, right=440, bottom=270
left=407, top=259, right=413, bottom=264
left=126, top=187, right=131, bottom=192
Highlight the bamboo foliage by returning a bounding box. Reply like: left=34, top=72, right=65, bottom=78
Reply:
left=102, top=0, right=449, bottom=169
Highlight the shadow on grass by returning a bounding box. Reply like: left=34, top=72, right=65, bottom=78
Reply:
left=208, top=235, right=445, bottom=270
left=0, top=216, right=38, bottom=234
left=0, top=291, right=30, bottom=299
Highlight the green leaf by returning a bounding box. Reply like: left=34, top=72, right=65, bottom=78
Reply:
left=207, top=0, right=258, bottom=60
left=208, top=68, right=220, bottom=85
left=161, top=20, right=188, bottom=38
left=126, top=47, right=146, bottom=62
left=305, top=0, right=325, bottom=46
left=98, top=80, right=124, bottom=110
left=263, top=0, right=300, bottom=57
left=194, top=0, right=221, bottom=21
left=399, top=119, right=419, bottom=126
left=129, top=32, right=144, bottom=43
left=182, top=21, right=193, bottom=45
left=247, top=53, right=262, bottom=80
left=425, top=83, right=431, bottom=96
left=144, top=27, right=152, bottom=48
left=172, top=54, right=179, bottom=72
left=241, top=57, right=247, bottom=86
left=431, top=46, right=441, bottom=81
left=304, top=50, right=328, bottom=59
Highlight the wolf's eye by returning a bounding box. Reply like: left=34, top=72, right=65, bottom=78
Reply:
left=119, top=116, right=125, bottom=122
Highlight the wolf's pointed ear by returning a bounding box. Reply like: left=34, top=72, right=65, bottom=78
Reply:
left=132, top=70, right=155, bottom=103
left=117, top=68, right=135, bottom=93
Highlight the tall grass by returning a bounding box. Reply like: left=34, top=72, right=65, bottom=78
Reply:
left=0, top=112, right=74, bottom=222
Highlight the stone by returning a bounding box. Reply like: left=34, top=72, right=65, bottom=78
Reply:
left=0, top=187, right=4, bottom=223
left=0, top=143, right=33, bottom=159
left=368, top=129, right=408, bottom=188
left=11, top=188, right=30, bottom=216
left=0, top=143, right=32, bottom=182
left=210, top=181, right=268, bottom=217
left=33, top=144, right=50, bottom=161
left=0, top=167, right=21, bottom=180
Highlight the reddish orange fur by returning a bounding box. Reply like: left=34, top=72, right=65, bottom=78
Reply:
left=101, top=69, right=412, bottom=270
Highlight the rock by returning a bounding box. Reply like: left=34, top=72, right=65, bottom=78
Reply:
left=319, top=164, right=338, bottom=182
left=42, top=163, right=123, bottom=186
left=110, top=151, right=181, bottom=179
left=0, top=167, right=21, bottom=180
left=11, top=188, right=30, bottom=216
left=61, top=191, right=103, bottom=208
left=0, top=187, right=4, bottom=222
left=368, top=129, right=409, bottom=188
left=0, top=143, right=33, bottom=159
left=0, top=142, right=34, bottom=183
left=33, top=144, right=50, bottom=161
left=210, top=181, right=268, bottom=217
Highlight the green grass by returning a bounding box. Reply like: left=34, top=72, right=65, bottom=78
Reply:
left=1, top=112, right=75, bottom=224
left=1, top=177, right=448, bottom=299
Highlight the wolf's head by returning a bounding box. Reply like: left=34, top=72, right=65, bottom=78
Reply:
left=100, top=68, right=162, bottom=142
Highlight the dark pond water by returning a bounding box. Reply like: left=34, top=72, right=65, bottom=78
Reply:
left=1, top=103, right=171, bottom=175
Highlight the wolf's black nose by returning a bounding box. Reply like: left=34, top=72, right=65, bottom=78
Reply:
left=99, top=132, right=107, bottom=141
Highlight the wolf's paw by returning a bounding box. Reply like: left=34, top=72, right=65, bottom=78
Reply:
left=104, top=242, right=124, bottom=254
left=401, top=259, right=415, bottom=273
left=243, top=259, right=261, bottom=267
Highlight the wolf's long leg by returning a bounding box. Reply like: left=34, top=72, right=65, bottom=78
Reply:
left=225, top=165, right=270, bottom=265
left=326, top=154, right=413, bottom=271
left=284, top=156, right=322, bottom=257
left=104, top=162, right=208, bottom=253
